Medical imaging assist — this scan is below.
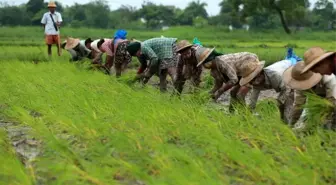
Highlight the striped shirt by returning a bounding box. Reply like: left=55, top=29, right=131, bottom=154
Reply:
left=215, top=52, right=259, bottom=84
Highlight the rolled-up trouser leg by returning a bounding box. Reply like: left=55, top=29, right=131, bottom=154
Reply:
left=278, top=102, right=286, bottom=122
left=159, top=69, right=169, bottom=92
left=114, top=62, right=122, bottom=78
left=323, top=110, right=336, bottom=130
left=229, top=85, right=241, bottom=112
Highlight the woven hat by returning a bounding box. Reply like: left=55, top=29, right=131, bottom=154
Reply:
left=48, top=1, right=57, bottom=8
left=64, top=37, right=80, bottom=50
left=196, top=47, right=215, bottom=67
left=239, top=61, right=265, bottom=86
left=283, top=62, right=322, bottom=90
left=301, top=47, right=335, bottom=74
left=176, top=40, right=193, bottom=52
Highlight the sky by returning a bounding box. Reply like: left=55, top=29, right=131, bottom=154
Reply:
left=8, top=0, right=322, bottom=16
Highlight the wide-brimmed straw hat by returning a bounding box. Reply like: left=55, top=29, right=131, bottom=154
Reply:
left=48, top=1, right=57, bottom=8
left=196, top=47, right=215, bottom=67
left=301, top=47, right=335, bottom=74
left=176, top=40, right=193, bottom=52
left=64, top=37, right=80, bottom=50
left=239, top=60, right=265, bottom=86
left=283, top=61, right=322, bottom=90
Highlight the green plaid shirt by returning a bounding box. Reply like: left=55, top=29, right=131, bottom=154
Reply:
left=141, top=38, right=177, bottom=66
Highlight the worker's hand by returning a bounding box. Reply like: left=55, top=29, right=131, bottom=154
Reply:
left=212, top=91, right=220, bottom=101
left=135, top=73, right=145, bottom=81
left=56, top=22, right=61, bottom=27
left=328, top=97, right=336, bottom=107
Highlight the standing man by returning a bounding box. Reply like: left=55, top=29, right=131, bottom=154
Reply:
left=41, top=1, right=62, bottom=57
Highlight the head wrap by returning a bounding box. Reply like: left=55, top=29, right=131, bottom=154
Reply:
left=285, top=48, right=302, bottom=65
left=113, top=29, right=127, bottom=44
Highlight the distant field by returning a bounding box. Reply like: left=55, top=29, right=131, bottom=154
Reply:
left=0, top=27, right=335, bottom=185
left=0, top=26, right=335, bottom=65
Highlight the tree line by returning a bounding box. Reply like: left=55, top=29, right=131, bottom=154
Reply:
left=0, top=0, right=335, bottom=34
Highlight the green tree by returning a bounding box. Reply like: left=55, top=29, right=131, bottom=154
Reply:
left=219, top=0, right=243, bottom=28
left=84, top=0, right=110, bottom=28
left=139, top=2, right=177, bottom=28
left=245, top=8, right=280, bottom=30
left=26, top=0, right=44, bottom=15
left=178, top=0, right=208, bottom=25
left=312, top=0, right=336, bottom=30
left=240, top=0, right=309, bottom=34
left=109, top=5, right=143, bottom=29
left=0, top=5, right=30, bottom=26
left=62, top=3, right=87, bottom=27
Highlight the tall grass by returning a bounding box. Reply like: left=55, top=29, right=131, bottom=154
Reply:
left=0, top=61, right=335, bottom=184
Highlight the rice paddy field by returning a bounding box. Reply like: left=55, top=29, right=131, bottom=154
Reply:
left=0, top=26, right=335, bottom=185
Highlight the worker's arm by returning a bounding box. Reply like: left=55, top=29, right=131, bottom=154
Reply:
left=41, top=13, right=46, bottom=30
left=105, top=55, right=114, bottom=69
left=213, top=61, right=238, bottom=100
left=142, top=46, right=159, bottom=77
left=136, top=54, right=148, bottom=74
left=249, top=88, right=261, bottom=110
left=174, top=55, right=186, bottom=94
left=290, top=90, right=306, bottom=125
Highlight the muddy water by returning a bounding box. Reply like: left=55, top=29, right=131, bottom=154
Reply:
left=0, top=121, right=41, bottom=168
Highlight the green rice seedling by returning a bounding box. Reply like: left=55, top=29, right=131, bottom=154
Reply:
left=0, top=60, right=335, bottom=184
left=0, top=26, right=335, bottom=184
left=303, top=93, right=335, bottom=132
left=0, top=129, right=34, bottom=185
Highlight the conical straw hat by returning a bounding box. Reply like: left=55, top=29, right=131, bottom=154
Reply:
left=64, top=37, right=80, bottom=50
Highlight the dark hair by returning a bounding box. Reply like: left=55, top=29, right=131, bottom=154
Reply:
left=97, top=39, right=105, bottom=48
left=85, top=38, right=93, bottom=46
left=126, top=42, right=141, bottom=56
left=61, top=42, right=66, bottom=49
